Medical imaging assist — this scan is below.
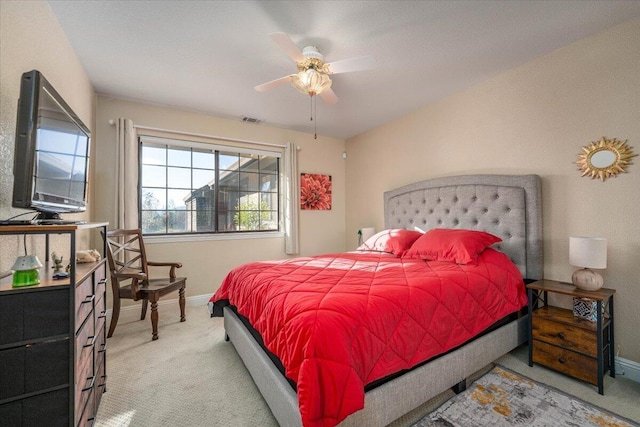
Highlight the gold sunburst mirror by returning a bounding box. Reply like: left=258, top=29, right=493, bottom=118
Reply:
left=576, top=137, right=637, bottom=181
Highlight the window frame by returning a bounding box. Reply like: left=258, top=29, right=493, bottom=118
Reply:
left=137, top=135, right=282, bottom=238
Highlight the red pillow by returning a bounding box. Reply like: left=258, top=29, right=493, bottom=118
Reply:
left=402, top=228, right=502, bottom=265
left=357, top=229, right=423, bottom=257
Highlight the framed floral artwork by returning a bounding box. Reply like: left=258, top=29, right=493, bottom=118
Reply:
left=300, top=173, right=332, bottom=210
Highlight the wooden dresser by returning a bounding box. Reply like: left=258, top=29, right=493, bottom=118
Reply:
left=0, top=223, right=108, bottom=426
left=526, top=279, right=615, bottom=394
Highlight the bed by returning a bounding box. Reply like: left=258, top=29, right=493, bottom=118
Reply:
left=210, top=174, right=542, bottom=427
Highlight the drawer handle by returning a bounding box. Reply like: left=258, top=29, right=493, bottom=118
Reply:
left=98, top=278, right=107, bottom=285
left=81, top=294, right=96, bottom=305
left=98, top=343, right=107, bottom=354
left=557, top=332, right=565, bottom=339
left=98, top=310, right=107, bottom=319
left=558, top=357, right=566, bottom=364
left=82, top=375, right=96, bottom=392
left=84, top=334, right=98, bottom=348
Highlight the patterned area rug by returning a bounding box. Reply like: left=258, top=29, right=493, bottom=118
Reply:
left=412, top=366, right=638, bottom=427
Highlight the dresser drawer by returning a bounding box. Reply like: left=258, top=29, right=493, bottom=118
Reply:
left=75, top=312, right=95, bottom=417
left=76, top=276, right=95, bottom=328
left=95, top=340, right=107, bottom=411
left=533, top=340, right=598, bottom=385
left=94, top=265, right=106, bottom=290
left=75, top=366, right=95, bottom=423
left=95, top=288, right=107, bottom=328
left=0, top=387, right=70, bottom=427
left=95, top=274, right=107, bottom=305
left=532, top=315, right=597, bottom=356
left=77, top=386, right=95, bottom=427
left=0, top=339, right=69, bottom=400
left=0, top=288, right=70, bottom=345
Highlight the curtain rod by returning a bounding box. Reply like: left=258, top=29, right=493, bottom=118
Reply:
left=108, top=120, right=287, bottom=149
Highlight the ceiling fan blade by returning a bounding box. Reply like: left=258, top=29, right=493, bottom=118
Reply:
left=254, top=75, right=295, bottom=92
left=320, top=88, right=339, bottom=105
left=270, top=32, right=305, bottom=63
left=326, top=55, right=376, bottom=74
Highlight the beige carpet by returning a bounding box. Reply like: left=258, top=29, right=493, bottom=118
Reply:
left=95, top=305, right=640, bottom=427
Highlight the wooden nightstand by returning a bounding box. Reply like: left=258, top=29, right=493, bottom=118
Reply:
left=526, top=279, right=615, bottom=394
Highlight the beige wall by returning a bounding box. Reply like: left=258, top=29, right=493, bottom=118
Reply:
left=0, top=0, right=346, bottom=307
left=94, top=97, right=346, bottom=304
left=346, top=19, right=640, bottom=363
left=1, top=0, right=637, bottom=364
left=0, top=1, right=96, bottom=271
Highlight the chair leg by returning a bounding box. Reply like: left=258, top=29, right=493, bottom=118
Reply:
left=179, top=286, right=186, bottom=322
left=141, top=297, right=148, bottom=320
left=150, top=300, right=159, bottom=341
left=107, top=296, right=121, bottom=338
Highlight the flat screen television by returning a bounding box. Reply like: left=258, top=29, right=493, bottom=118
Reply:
left=12, top=70, right=91, bottom=223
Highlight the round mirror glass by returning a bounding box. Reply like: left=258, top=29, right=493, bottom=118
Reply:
left=576, top=137, right=637, bottom=181
left=590, top=150, right=617, bottom=168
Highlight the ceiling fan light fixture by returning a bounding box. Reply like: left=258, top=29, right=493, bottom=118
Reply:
left=291, top=68, right=332, bottom=97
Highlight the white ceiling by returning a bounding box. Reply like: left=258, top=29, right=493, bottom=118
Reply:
left=47, top=1, right=640, bottom=140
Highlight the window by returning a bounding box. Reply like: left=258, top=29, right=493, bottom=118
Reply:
left=139, top=137, right=280, bottom=235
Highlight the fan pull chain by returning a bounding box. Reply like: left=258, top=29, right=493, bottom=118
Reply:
left=309, top=95, right=318, bottom=140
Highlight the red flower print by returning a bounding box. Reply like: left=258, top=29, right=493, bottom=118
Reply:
left=300, top=174, right=332, bottom=210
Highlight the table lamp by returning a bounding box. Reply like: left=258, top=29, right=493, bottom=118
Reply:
left=569, top=237, right=607, bottom=291
left=11, top=255, right=43, bottom=287
left=357, top=227, right=376, bottom=246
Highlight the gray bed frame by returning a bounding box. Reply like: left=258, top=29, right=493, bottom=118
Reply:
left=222, top=174, right=543, bottom=426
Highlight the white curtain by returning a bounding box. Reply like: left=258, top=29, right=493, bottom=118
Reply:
left=284, top=142, right=299, bottom=254
left=115, top=118, right=139, bottom=230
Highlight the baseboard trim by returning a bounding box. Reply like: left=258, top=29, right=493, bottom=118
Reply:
left=615, top=357, right=640, bottom=384
left=105, top=293, right=211, bottom=325
left=107, top=294, right=640, bottom=385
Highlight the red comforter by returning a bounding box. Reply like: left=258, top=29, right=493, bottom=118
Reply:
left=210, top=249, right=527, bottom=427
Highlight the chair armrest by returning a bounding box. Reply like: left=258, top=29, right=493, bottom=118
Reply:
left=147, top=261, right=182, bottom=279
left=111, top=271, right=147, bottom=296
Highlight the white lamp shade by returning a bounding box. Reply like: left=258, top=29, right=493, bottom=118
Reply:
left=360, top=227, right=376, bottom=242
left=569, top=237, right=607, bottom=269
left=11, top=255, right=43, bottom=271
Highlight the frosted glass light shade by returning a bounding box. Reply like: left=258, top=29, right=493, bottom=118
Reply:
left=291, top=69, right=332, bottom=96
left=569, top=237, right=607, bottom=268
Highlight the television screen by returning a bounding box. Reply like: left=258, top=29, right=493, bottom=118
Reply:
left=12, top=70, right=91, bottom=221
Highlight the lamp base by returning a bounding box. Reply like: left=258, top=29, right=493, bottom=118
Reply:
left=571, top=268, right=603, bottom=291
left=12, top=269, right=40, bottom=287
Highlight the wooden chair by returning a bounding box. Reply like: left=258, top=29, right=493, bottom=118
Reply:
left=102, top=228, right=186, bottom=340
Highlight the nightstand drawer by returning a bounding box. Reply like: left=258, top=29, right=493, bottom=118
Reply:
left=533, top=340, right=597, bottom=385
left=532, top=316, right=597, bottom=356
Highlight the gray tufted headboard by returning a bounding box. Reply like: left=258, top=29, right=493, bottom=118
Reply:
left=384, top=174, right=543, bottom=280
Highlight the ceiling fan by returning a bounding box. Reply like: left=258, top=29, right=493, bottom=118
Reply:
left=255, top=33, right=375, bottom=105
